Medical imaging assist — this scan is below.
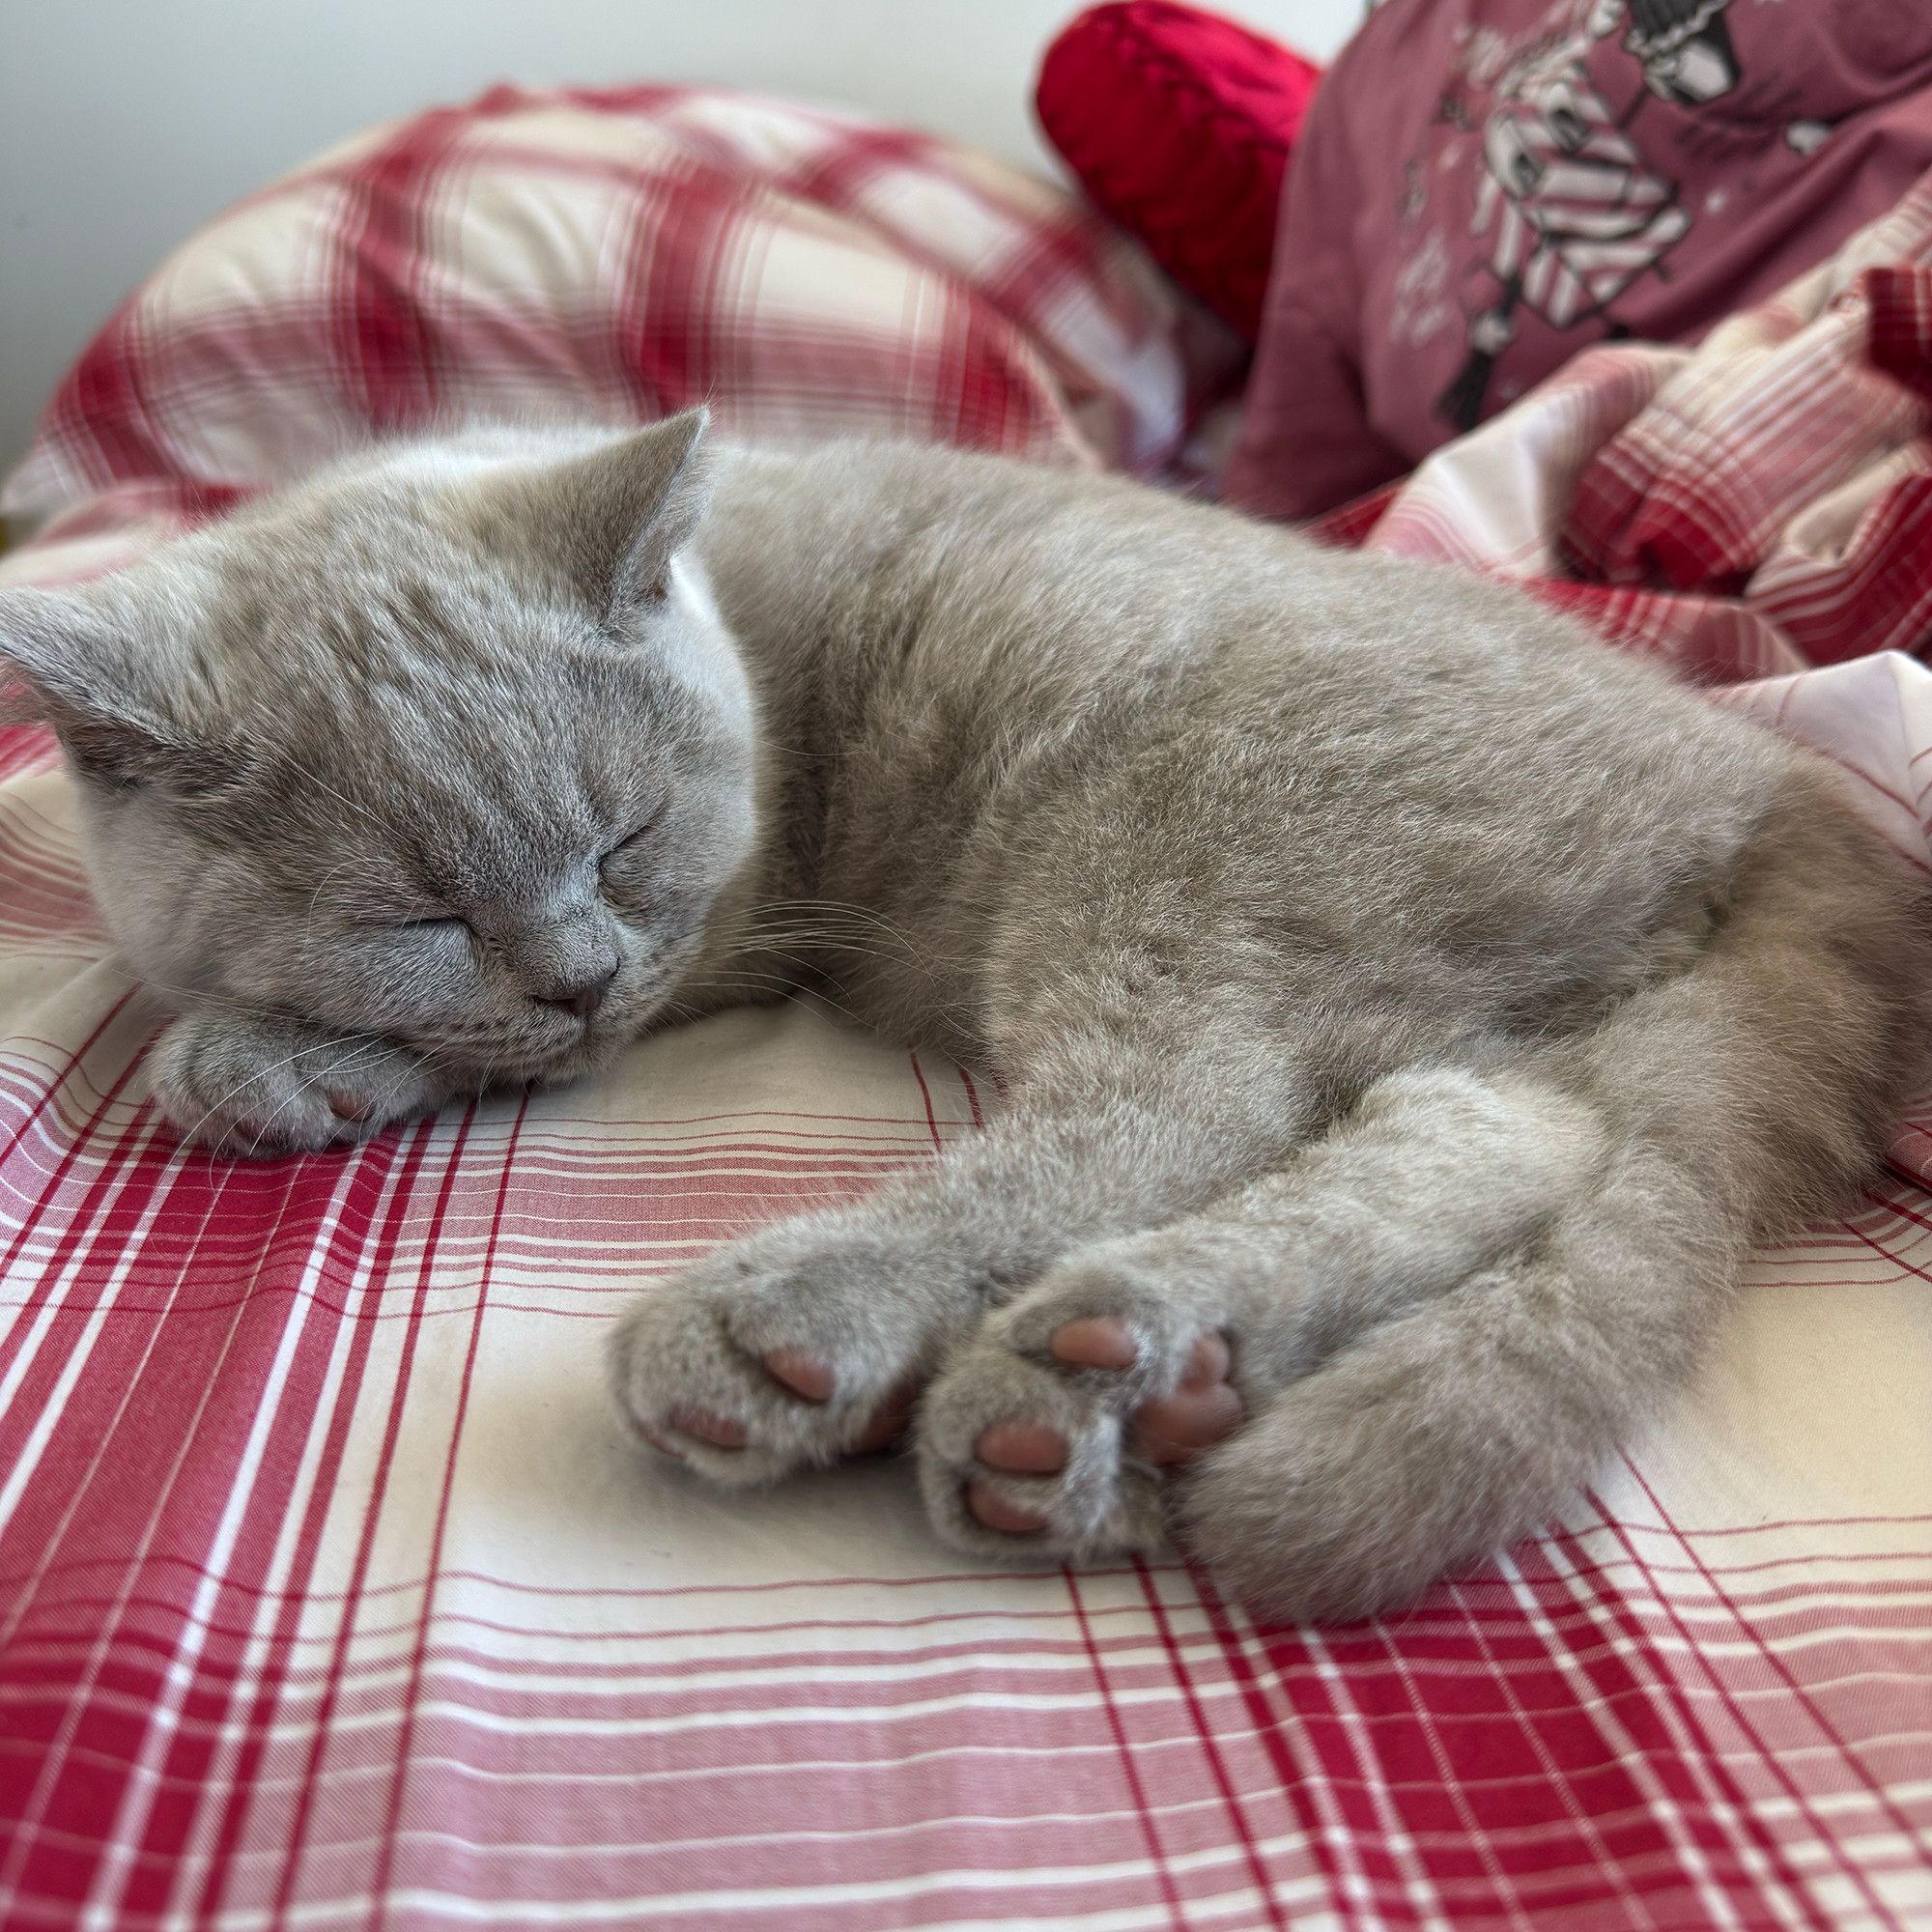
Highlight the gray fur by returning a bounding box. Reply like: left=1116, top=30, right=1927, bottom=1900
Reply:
left=3, top=415, right=1925, bottom=1621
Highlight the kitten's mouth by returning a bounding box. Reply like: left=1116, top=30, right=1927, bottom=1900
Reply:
left=410, top=999, right=645, bottom=1091
left=397, top=955, right=692, bottom=1091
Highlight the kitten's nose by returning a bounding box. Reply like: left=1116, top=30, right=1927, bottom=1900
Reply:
left=536, top=961, right=618, bottom=1020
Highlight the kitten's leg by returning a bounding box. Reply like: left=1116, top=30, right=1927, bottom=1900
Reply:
left=151, top=1007, right=455, bottom=1154
left=608, top=1046, right=1319, bottom=1485
left=927, top=792, right=1924, bottom=1619
left=916, top=1065, right=1601, bottom=1554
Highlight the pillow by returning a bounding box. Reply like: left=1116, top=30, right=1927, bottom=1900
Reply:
left=2, top=83, right=1238, bottom=554
left=1036, top=2, right=1322, bottom=341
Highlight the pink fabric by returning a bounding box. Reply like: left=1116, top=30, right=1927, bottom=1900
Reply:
left=3, top=83, right=1932, bottom=1932
left=1226, top=0, right=1932, bottom=522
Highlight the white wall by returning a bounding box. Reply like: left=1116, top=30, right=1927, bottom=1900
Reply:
left=0, top=0, right=1365, bottom=474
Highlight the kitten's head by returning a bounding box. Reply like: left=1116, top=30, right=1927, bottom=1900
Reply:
left=0, top=412, right=757, bottom=1087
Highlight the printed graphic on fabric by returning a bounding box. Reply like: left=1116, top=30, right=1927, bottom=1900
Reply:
left=1435, top=0, right=1745, bottom=432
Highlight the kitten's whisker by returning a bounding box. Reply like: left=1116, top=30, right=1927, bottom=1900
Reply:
left=730, top=929, right=952, bottom=985
left=301, top=858, right=361, bottom=950
left=682, top=971, right=871, bottom=1031
left=244, top=1082, right=311, bottom=1159
left=733, top=901, right=957, bottom=976
left=249, top=1037, right=396, bottom=1155
left=175, top=1031, right=374, bottom=1151
left=743, top=927, right=952, bottom=969
left=83, top=959, right=300, bottom=1024
left=743, top=896, right=923, bottom=945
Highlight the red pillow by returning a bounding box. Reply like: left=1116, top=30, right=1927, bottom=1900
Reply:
left=1036, top=2, right=1322, bottom=342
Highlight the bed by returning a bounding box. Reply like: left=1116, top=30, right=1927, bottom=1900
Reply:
left=2, top=84, right=1928, bottom=1930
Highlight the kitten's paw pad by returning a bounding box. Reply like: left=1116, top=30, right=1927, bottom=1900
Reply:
left=667, top=1406, right=751, bottom=1450
left=974, top=1417, right=1072, bottom=1473
left=916, top=1261, right=1244, bottom=1558
left=917, top=1332, right=1165, bottom=1555
left=763, top=1350, right=837, bottom=1402
left=608, top=1226, right=952, bottom=1485
left=965, top=1339, right=1238, bottom=1484
left=1122, top=1334, right=1242, bottom=1467
left=963, top=1478, right=1053, bottom=1536
left=151, top=1014, right=440, bottom=1155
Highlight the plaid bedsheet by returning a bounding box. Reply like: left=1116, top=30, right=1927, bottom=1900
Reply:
left=2, top=85, right=1929, bottom=1932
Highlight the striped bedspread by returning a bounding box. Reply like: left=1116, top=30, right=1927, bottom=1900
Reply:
left=2, top=83, right=1928, bottom=1932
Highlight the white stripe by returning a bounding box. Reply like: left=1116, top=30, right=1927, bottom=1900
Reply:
left=26, top=1663, right=1931, bottom=1766
left=60, top=1785, right=1918, bottom=1877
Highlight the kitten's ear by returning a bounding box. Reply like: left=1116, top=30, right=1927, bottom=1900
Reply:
left=0, top=586, right=242, bottom=796
left=540, top=409, right=713, bottom=622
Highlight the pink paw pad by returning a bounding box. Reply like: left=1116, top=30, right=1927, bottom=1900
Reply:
left=763, top=1350, right=836, bottom=1402
left=668, top=1407, right=748, bottom=1450
left=974, top=1418, right=1069, bottom=1473
left=965, top=1479, right=1048, bottom=1535
left=964, top=1323, right=1246, bottom=1536
left=759, top=1352, right=921, bottom=1456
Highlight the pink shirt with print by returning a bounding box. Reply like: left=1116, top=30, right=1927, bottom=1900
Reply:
left=1224, top=0, right=1932, bottom=522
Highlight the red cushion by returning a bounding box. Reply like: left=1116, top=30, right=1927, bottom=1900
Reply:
left=1036, top=2, right=1321, bottom=341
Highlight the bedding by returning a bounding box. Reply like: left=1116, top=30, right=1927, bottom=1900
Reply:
left=0, top=81, right=1239, bottom=569
left=2, top=83, right=1930, bottom=1932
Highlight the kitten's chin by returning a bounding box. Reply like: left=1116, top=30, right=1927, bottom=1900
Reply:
left=432, top=997, right=662, bottom=1094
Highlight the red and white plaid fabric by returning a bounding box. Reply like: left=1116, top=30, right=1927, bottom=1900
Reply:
left=0, top=82, right=1238, bottom=567
left=1338, top=172, right=1932, bottom=695
left=2, top=88, right=1930, bottom=1932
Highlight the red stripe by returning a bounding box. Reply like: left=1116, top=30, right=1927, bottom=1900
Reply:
left=0, top=1138, right=331, bottom=1907
left=1193, top=1575, right=1369, bottom=1929
left=88, top=1151, right=330, bottom=1920
left=0, top=995, right=141, bottom=1391
left=330, top=114, right=469, bottom=428
left=185, top=1126, right=425, bottom=1926
left=104, top=1144, right=411, bottom=1922
left=1131, top=1555, right=1289, bottom=1927
left=367, top=1100, right=526, bottom=1924
left=908, top=1052, right=943, bottom=1153
left=267, top=1108, right=476, bottom=1927
left=177, top=1135, right=415, bottom=1925
left=1062, top=1567, right=1187, bottom=1929
left=1618, top=1456, right=1924, bottom=1923
left=1564, top=1501, right=1848, bottom=1930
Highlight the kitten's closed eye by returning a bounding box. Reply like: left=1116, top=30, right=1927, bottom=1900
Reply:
left=389, top=914, right=473, bottom=936
left=601, top=807, right=665, bottom=869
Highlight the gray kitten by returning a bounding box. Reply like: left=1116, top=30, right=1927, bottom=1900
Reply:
left=3, top=412, right=1924, bottom=1622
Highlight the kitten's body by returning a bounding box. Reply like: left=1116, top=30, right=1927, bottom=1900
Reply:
left=4, top=417, right=1923, bottom=1619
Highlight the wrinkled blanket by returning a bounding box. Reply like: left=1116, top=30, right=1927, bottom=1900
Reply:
left=1, top=85, right=1927, bottom=1932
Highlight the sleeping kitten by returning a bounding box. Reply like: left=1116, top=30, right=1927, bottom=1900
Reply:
left=3, top=412, right=1924, bottom=1621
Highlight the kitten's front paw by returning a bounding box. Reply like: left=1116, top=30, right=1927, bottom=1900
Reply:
left=915, top=1247, right=1245, bottom=1559
left=151, top=1009, right=445, bottom=1155
left=608, top=1218, right=972, bottom=1486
